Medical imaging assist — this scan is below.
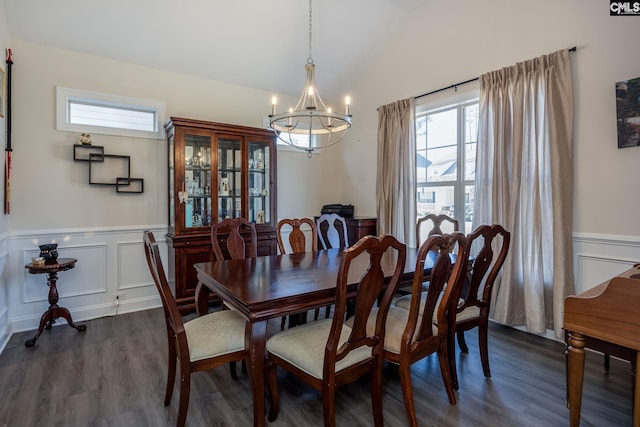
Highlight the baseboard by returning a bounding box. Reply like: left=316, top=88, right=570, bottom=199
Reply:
left=9, top=295, right=162, bottom=333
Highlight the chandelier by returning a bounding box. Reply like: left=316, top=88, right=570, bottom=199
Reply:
left=268, top=0, right=352, bottom=157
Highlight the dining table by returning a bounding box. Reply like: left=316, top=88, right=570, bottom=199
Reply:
left=194, top=247, right=439, bottom=427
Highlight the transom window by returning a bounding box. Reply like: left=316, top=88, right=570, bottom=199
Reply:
left=56, top=87, right=165, bottom=139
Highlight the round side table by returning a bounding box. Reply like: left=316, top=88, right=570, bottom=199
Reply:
left=24, top=258, right=86, bottom=347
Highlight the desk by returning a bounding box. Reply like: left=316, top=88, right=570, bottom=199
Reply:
left=24, top=258, right=86, bottom=347
left=194, top=247, right=431, bottom=427
left=564, top=265, right=640, bottom=426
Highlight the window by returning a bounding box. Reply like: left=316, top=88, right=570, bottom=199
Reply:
left=56, top=87, right=165, bottom=139
left=416, top=95, right=478, bottom=233
left=275, top=132, right=319, bottom=151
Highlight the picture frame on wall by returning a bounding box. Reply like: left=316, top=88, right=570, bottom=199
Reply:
left=615, top=76, right=640, bottom=148
left=0, top=65, right=5, bottom=118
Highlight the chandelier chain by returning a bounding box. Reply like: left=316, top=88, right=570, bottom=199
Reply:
left=307, top=0, right=313, bottom=64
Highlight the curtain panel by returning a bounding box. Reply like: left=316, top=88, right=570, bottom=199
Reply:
left=376, top=98, right=417, bottom=247
left=475, top=49, right=575, bottom=337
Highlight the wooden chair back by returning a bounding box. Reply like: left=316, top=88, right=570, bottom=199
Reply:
left=460, top=224, right=510, bottom=312
left=143, top=231, right=187, bottom=357
left=316, top=213, right=349, bottom=250
left=210, top=217, right=257, bottom=261
left=332, top=234, right=407, bottom=358
left=416, top=214, right=460, bottom=245
left=276, top=218, right=317, bottom=254
left=406, top=233, right=469, bottom=347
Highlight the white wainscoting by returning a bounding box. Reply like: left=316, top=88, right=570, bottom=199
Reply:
left=573, top=232, right=640, bottom=294
left=6, top=226, right=167, bottom=336
left=0, top=235, right=10, bottom=354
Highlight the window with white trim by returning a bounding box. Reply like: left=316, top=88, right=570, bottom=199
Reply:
left=56, top=87, right=165, bottom=140
left=416, top=94, right=478, bottom=233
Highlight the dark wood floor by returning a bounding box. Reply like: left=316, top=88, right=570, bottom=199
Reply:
left=0, top=308, right=633, bottom=427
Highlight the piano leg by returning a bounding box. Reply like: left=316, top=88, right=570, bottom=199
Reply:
left=567, top=331, right=586, bottom=427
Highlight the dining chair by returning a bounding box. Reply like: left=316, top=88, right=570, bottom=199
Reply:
left=396, top=213, right=461, bottom=297
left=143, top=231, right=247, bottom=427
left=200, top=217, right=257, bottom=374
left=450, top=224, right=510, bottom=390
left=276, top=218, right=319, bottom=329
left=416, top=213, right=460, bottom=245
left=381, top=232, right=469, bottom=426
left=196, top=217, right=259, bottom=316
left=265, top=234, right=407, bottom=427
left=316, top=213, right=349, bottom=320
left=316, top=213, right=349, bottom=250
left=276, top=217, right=317, bottom=254
left=210, top=217, right=258, bottom=261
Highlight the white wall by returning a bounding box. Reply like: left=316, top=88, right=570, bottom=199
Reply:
left=0, top=38, right=344, bottom=342
left=338, top=0, right=640, bottom=293
left=9, top=40, right=341, bottom=231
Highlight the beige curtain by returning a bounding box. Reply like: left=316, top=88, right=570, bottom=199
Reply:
left=475, top=49, right=575, bottom=337
left=376, top=98, right=417, bottom=247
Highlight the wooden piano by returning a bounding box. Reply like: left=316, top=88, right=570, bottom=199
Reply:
left=564, top=265, right=640, bottom=426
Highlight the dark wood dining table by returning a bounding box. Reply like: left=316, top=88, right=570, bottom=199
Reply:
left=194, top=247, right=435, bottom=427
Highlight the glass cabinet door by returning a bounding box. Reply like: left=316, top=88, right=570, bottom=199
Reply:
left=248, top=140, right=271, bottom=224
left=217, top=137, right=242, bottom=222
left=184, top=134, right=212, bottom=229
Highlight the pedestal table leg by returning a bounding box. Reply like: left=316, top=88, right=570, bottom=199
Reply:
left=25, top=268, right=86, bottom=347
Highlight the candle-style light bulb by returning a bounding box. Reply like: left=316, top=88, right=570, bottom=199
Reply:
left=345, top=96, right=351, bottom=115
left=308, top=86, right=314, bottom=96
left=271, top=96, right=277, bottom=115
left=327, top=108, right=332, bottom=126
left=288, top=107, right=293, bottom=127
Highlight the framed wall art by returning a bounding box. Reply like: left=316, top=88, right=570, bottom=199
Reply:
left=615, top=76, right=640, bottom=148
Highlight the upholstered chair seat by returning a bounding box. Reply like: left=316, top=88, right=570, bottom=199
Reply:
left=267, top=318, right=372, bottom=378
left=184, top=310, right=246, bottom=362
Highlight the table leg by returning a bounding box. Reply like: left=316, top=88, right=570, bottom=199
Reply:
left=52, top=306, right=87, bottom=331
left=634, top=352, right=640, bottom=427
left=194, top=281, right=211, bottom=316
left=246, top=320, right=268, bottom=427
left=567, top=331, right=586, bottom=427
left=25, top=307, right=54, bottom=347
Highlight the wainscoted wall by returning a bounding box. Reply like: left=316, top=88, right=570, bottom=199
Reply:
left=573, top=233, right=640, bottom=294
left=4, top=226, right=167, bottom=341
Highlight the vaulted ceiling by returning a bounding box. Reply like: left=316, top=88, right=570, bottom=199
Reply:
left=5, top=0, right=426, bottom=101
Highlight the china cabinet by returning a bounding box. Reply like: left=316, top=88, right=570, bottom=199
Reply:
left=164, top=117, right=277, bottom=313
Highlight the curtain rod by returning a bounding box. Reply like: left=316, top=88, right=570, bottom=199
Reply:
left=415, top=46, right=577, bottom=100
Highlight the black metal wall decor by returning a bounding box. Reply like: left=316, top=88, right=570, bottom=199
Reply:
left=73, top=144, right=144, bottom=193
